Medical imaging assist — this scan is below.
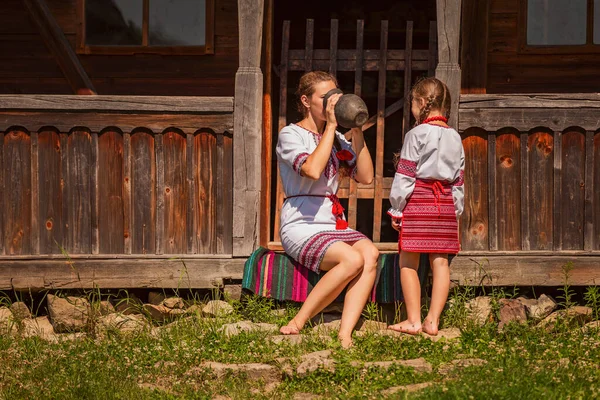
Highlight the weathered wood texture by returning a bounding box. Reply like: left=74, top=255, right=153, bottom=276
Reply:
left=435, top=0, right=461, bottom=126
left=0, top=0, right=239, bottom=96
left=0, top=97, right=233, bottom=255
left=460, top=0, right=489, bottom=94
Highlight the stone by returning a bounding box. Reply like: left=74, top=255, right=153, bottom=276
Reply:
left=311, top=313, right=342, bottom=325
left=498, top=299, right=528, bottom=330
left=185, top=305, right=203, bottom=315
left=113, top=295, right=144, bottom=315
left=219, top=320, right=278, bottom=337
left=350, top=358, right=432, bottom=373
left=223, top=284, right=243, bottom=301
left=95, top=313, right=147, bottom=335
left=466, top=297, right=492, bottom=326
left=422, top=327, right=461, bottom=342
left=148, top=292, right=167, bottom=306
left=144, top=304, right=186, bottom=322
left=270, top=309, right=287, bottom=317
left=381, top=382, right=434, bottom=395
left=47, top=295, right=90, bottom=333
left=357, top=320, right=388, bottom=332
left=98, top=301, right=115, bottom=316
left=518, top=294, right=557, bottom=319
left=538, top=306, right=593, bottom=331
left=22, top=316, right=56, bottom=341
left=292, top=393, right=323, bottom=400
left=10, top=302, right=32, bottom=320
left=583, top=321, right=600, bottom=331
left=202, top=300, right=234, bottom=317
left=439, top=358, right=488, bottom=376
left=161, top=297, right=185, bottom=310
left=312, top=319, right=341, bottom=334
left=296, top=350, right=335, bottom=377
left=0, top=307, right=17, bottom=334
left=268, top=335, right=306, bottom=345
left=195, top=362, right=281, bottom=390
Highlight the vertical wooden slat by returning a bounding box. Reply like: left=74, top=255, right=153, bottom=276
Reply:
left=0, top=132, right=4, bottom=255
left=348, top=20, right=364, bottom=229
left=91, top=132, right=99, bottom=254
left=372, top=20, right=388, bottom=242
left=123, top=132, right=132, bottom=254
left=187, top=133, right=196, bottom=254
left=30, top=130, right=39, bottom=254
left=305, top=19, right=314, bottom=72
left=38, top=131, right=62, bottom=254
left=142, top=0, right=149, bottom=46
left=273, top=20, right=290, bottom=242
left=223, top=133, right=233, bottom=253
left=528, top=131, right=554, bottom=250
left=163, top=131, right=187, bottom=254
left=132, top=131, right=156, bottom=254
left=4, top=130, right=31, bottom=255
left=216, top=133, right=225, bottom=254
left=594, top=132, right=600, bottom=250
left=553, top=131, right=562, bottom=251
left=584, top=130, right=594, bottom=251
left=428, top=21, right=437, bottom=77
left=496, top=130, right=521, bottom=250
left=329, top=19, right=338, bottom=77
left=520, top=131, right=529, bottom=250
left=98, top=131, right=124, bottom=254
left=60, top=132, right=68, bottom=253
left=561, top=130, right=585, bottom=250
left=402, top=21, right=414, bottom=140
left=155, top=132, right=164, bottom=254
left=67, top=130, right=92, bottom=254
left=195, top=132, right=216, bottom=254
left=488, top=132, right=498, bottom=251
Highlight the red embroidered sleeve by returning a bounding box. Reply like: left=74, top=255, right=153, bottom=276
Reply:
left=453, top=170, right=465, bottom=186
left=292, top=152, right=310, bottom=175
left=396, top=158, right=417, bottom=178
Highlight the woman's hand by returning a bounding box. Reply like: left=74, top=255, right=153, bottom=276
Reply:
left=326, top=93, right=342, bottom=127
left=391, top=218, right=402, bottom=231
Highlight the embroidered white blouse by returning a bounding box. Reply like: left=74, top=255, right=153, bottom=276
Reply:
left=388, top=123, right=465, bottom=219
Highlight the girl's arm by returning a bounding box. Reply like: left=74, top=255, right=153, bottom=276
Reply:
left=388, top=130, right=420, bottom=220
left=348, top=127, right=374, bottom=185
left=451, top=146, right=465, bottom=217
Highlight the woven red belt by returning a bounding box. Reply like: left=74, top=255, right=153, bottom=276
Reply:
left=284, top=193, right=348, bottom=230
left=415, top=179, right=449, bottom=216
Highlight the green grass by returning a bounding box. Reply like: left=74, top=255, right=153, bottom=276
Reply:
left=0, top=294, right=599, bottom=399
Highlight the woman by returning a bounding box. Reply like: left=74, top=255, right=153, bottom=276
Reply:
left=276, top=71, right=378, bottom=348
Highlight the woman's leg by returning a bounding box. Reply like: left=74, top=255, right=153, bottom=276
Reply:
left=280, top=241, right=364, bottom=335
left=337, top=239, right=379, bottom=347
left=422, top=253, right=450, bottom=335
left=388, top=250, right=422, bottom=334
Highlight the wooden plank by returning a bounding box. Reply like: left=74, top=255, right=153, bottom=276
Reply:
left=0, top=258, right=246, bottom=290
left=0, top=132, right=4, bottom=255
left=460, top=0, right=489, bottom=94
left=123, top=132, right=132, bottom=254
left=273, top=20, right=290, bottom=242
left=520, top=131, right=529, bottom=250
left=348, top=20, right=364, bottom=229
left=595, top=132, right=600, bottom=250
left=288, top=49, right=430, bottom=63
left=561, top=130, right=585, bottom=250
left=458, top=108, right=600, bottom=132
left=215, top=134, right=225, bottom=254
left=30, top=130, right=39, bottom=254
left=59, top=132, right=68, bottom=253
left=65, top=130, right=92, bottom=253
left=329, top=19, right=338, bottom=77
left=163, top=131, right=188, bottom=254
left=402, top=21, right=413, bottom=139
left=460, top=93, right=600, bottom=108
left=38, top=130, right=62, bottom=254
left=186, top=133, right=196, bottom=254
left=142, top=0, right=149, bottom=46
left=527, top=130, right=554, bottom=250
left=155, top=133, right=165, bottom=255
left=460, top=129, right=488, bottom=251
left=584, top=131, right=594, bottom=251
left=372, top=20, right=388, bottom=242
left=23, top=0, right=96, bottom=94
left=0, top=95, right=234, bottom=112
left=488, top=132, right=498, bottom=250
left=97, top=130, right=124, bottom=254
left=0, top=112, right=234, bottom=137
left=91, top=132, right=99, bottom=254
left=495, top=130, right=521, bottom=250
left=361, top=97, right=404, bottom=132
left=428, top=21, right=437, bottom=77
left=450, top=255, right=600, bottom=286
left=305, top=19, right=314, bottom=72
left=3, top=130, right=32, bottom=255
left=195, top=132, right=217, bottom=254
left=223, top=134, right=233, bottom=253
left=288, top=59, right=429, bottom=72
left=131, top=131, right=156, bottom=255
left=553, top=131, right=562, bottom=251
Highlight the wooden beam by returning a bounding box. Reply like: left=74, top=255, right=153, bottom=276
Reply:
left=23, top=0, right=96, bottom=95
left=435, top=0, right=462, bottom=127
left=460, top=94, right=600, bottom=108
left=233, top=0, right=264, bottom=256
left=460, top=0, right=489, bottom=94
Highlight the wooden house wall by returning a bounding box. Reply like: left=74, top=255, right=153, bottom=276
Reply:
left=0, top=0, right=238, bottom=96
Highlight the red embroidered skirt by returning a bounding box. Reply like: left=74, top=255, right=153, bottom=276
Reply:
left=399, top=179, right=460, bottom=254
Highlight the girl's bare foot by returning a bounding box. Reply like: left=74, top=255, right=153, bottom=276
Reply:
left=280, top=319, right=301, bottom=335
left=388, top=320, right=422, bottom=335
left=422, top=318, right=439, bottom=336
left=338, top=334, right=354, bottom=349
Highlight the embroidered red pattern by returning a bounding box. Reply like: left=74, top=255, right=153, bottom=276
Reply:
left=396, top=158, right=417, bottom=178
left=453, top=170, right=465, bottom=186
left=293, top=152, right=310, bottom=175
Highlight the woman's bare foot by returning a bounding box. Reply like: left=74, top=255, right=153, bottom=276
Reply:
left=280, top=319, right=301, bottom=335
left=388, top=320, right=422, bottom=335
left=338, top=334, right=354, bottom=349
left=422, top=318, right=439, bottom=336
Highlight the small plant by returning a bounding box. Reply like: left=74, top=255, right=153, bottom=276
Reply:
left=557, top=262, right=576, bottom=309
left=584, top=284, right=600, bottom=321
left=361, top=301, right=381, bottom=321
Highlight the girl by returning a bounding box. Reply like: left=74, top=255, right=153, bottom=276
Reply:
left=387, top=77, right=465, bottom=336
left=276, top=71, right=378, bottom=348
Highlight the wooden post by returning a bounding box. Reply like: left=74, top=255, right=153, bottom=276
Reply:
left=435, top=0, right=462, bottom=127
left=233, top=0, right=265, bottom=256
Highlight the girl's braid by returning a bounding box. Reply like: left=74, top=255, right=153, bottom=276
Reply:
left=419, top=94, right=436, bottom=123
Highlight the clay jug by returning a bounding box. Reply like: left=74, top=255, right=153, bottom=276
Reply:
left=323, top=88, right=369, bottom=129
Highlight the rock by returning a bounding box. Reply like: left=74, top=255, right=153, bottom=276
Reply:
left=0, top=307, right=16, bottom=334
left=144, top=304, right=186, bottom=322
left=381, top=382, right=434, bottom=395
left=357, top=320, right=387, bottom=332
left=223, top=284, right=243, bottom=301
left=185, top=305, right=203, bottom=315
left=113, top=295, right=144, bottom=315
left=439, top=358, right=487, bottom=375
left=202, top=300, right=233, bottom=317
left=583, top=321, right=600, bottom=331
left=311, top=313, right=342, bottom=325
left=148, top=292, right=166, bottom=306
left=321, top=303, right=345, bottom=314
left=538, top=307, right=593, bottom=331
left=519, top=294, right=557, bottom=319
left=195, top=362, right=281, bottom=390
left=161, top=297, right=185, bottom=310
left=10, top=302, right=32, bottom=320
left=47, top=295, right=90, bottom=333
left=466, top=297, right=492, bottom=326
left=270, top=309, right=287, bottom=317
left=292, top=393, right=323, bottom=400
left=422, top=327, right=461, bottom=342
left=366, top=329, right=411, bottom=338
left=498, top=299, right=527, bottom=330
left=98, top=301, right=115, bottom=316
left=351, top=358, right=432, bottom=373
left=268, top=335, right=306, bottom=345
left=312, top=319, right=341, bottom=334
left=22, top=316, right=56, bottom=340
left=219, top=320, right=277, bottom=337
left=296, top=350, right=335, bottom=377
left=95, top=313, right=147, bottom=335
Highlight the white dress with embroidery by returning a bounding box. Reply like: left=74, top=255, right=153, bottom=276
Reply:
left=276, top=123, right=367, bottom=272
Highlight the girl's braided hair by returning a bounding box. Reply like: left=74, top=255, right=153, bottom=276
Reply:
left=411, top=77, right=451, bottom=124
